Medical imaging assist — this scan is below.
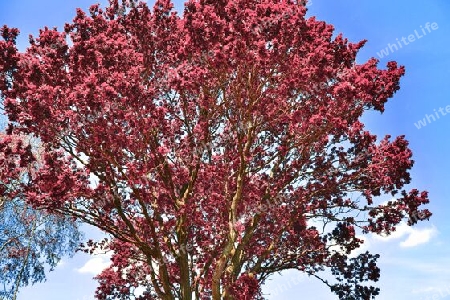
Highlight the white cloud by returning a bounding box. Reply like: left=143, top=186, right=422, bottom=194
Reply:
left=373, top=222, right=412, bottom=241
left=76, top=256, right=110, bottom=275
left=400, top=227, right=438, bottom=247
left=372, top=222, right=437, bottom=247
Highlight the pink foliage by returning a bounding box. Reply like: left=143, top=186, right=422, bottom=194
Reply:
left=0, top=0, right=430, bottom=299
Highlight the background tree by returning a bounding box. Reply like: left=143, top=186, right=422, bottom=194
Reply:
left=0, top=0, right=431, bottom=299
left=0, top=133, right=81, bottom=300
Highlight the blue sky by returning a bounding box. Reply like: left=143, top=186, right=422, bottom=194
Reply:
left=1, top=1, right=449, bottom=299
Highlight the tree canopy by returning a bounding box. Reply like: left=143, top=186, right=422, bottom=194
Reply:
left=0, top=0, right=431, bottom=299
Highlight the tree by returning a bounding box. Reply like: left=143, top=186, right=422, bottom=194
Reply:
left=0, top=0, right=431, bottom=299
left=0, top=133, right=81, bottom=300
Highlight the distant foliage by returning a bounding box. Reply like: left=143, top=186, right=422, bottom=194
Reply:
left=0, top=198, right=81, bottom=300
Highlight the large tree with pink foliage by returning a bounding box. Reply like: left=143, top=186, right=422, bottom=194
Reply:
left=0, top=0, right=431, bottom=299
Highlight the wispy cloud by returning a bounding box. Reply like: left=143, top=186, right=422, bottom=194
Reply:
left=372, top=222, right=437, bottom=247
left=76, top=256, right=110, bottom=275
left=400, top=227, right=437, bottom=247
